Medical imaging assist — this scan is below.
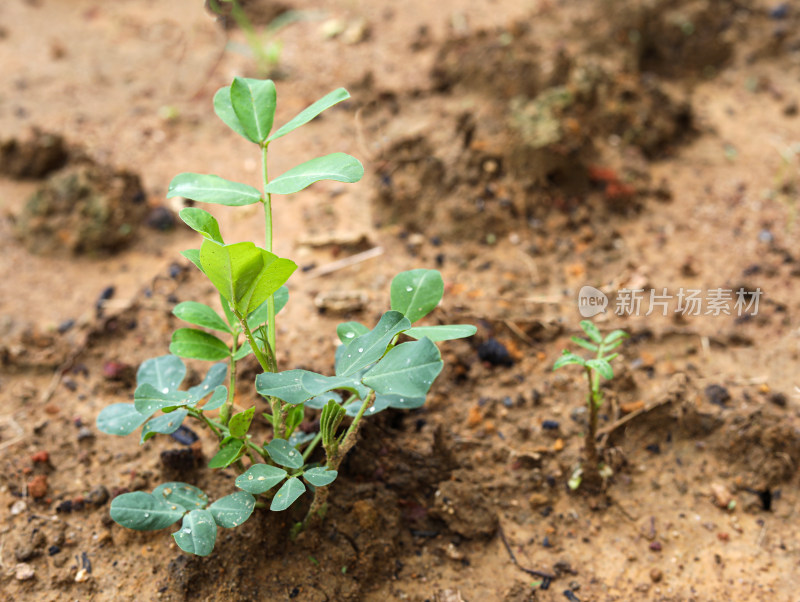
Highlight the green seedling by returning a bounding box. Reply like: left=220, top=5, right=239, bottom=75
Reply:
left=553, top=320, right=627, bottom=491
left=96, top=77, right=476, bottom=556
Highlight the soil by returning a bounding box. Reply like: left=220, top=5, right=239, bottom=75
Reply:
left=1, top=0, right=799, bottom=600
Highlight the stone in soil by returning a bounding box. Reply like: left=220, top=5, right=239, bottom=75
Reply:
left=27, top=474, right=48, bottom=498
left=14, top=563, right=35, bottom=581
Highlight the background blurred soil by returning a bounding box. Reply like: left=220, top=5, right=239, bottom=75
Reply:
left=1, top=0, right=799, bottom=600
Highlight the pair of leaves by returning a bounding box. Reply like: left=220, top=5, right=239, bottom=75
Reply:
left=110, top=483, right=255, bottom=557
left=96, top=356, right=227, bottom=440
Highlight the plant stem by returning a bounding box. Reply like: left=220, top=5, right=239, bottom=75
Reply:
left=220, top=334, right=239, bottom=426
left=302, top=392, right=374, bottom=529
left=302, top=432, right=323, bottom=461
left=582, top=366, right=602, bottom=492
left=260, top=144, right=277, bottom=360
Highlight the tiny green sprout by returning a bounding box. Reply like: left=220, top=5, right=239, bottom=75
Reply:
left=96, top=78, right=476, bottom=556
left=553, top=320, right=628, bottom=492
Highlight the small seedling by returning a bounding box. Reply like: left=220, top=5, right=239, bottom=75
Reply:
left=553, top=320, right=627, bottom=491
left=96, top=77, right=476, bottom=556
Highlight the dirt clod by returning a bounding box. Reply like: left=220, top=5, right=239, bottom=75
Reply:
left=27, top=474, right=48, bottom=498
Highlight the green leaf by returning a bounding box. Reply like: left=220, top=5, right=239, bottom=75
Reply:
left=404, top=324, right=477, bottom=342
left=208, top=491, right=255, bottom=528
left=229, top=407, right=255, bottom=438
left=320, top=398, right=346, bottom=447
left=213, top=85, right=249, bottom=141
left=336, top=321, right=369, bottom=344
left=141, top=409, right=189, bottom=443
left=179, top=207, right=224, bottom=243
left=137, top=355, right=186, bottom=391
left=269, top=477, right=306, bottom=511
left=603, top=329, right=629, bottom=344
left=199, top=240, right=296, bottom=315
left=110, top=492, right=185, bottom=531
left=167, top=173, right=262, bottom=207
left=579, top=320, right=602, bottom=344
left=173, top=301, right=231, bottom=333
left=586, top=358, right=614, bottom=380
left=361, top=338, right=443, bottom=398
left=170, top=328, right=231, bottom=361
left=380, top=393, right=426, bottom=410
left=303, top=467, right=337, bottom=487
left=265, top=438, right=303, bottom=469
left=235, top=464, right=287, bottom=494
left=152, top=482, right=209, bottom=510
left=390, top=269, right=444, bottom=323
left=570, top=336, right=598, bottom=352
left=208, top=438, right=245, bottom=469
left=246, top=285, right=289, bottom=329
left=233, top=341, right=253, bottom=361
left=173, top=509, right=217, bottom=556
left=285, top=404, right=305, bottom=437
left=336, top=311, right=411, bottom=377
left=186, top=363, right=228, bottom=404
left=201, top=385, right=228, bottom=411
left=181, top=249, right=204, bottom=272
left=264, top=153, right=364, bottom=195
left=96, top=403, right=149, bottom=436
left=305, top=391, right=341, bottom=410
left=255, top=369, right=352, bottom=405
left=219, top=293, right=237, bottom=327
left=133, top=383, right=189, bottom=415
left=268, top=87, right=350, bottom=142
left=553, top=351, right=586, bottom=370
left=230, top=77, right=276, bottom=144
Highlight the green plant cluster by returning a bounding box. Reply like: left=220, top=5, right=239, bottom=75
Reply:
left=96, top=78, right=475, bottom=556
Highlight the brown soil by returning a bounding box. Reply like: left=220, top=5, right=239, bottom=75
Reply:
left=2, top=0, right=799, bottom=600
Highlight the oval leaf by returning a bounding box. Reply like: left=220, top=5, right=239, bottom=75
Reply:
left=96, top=403, right=149, bottom=436
left=255, top=369, right=352, bottom=405
left=181, top=249, right=204, bottom=273
left=404, top=324, right=477, bottom=342
left=137, top=355, right=186, bottom=391
left=186, top=363, right=228, bottom=404
left=201, top=385, right=228, bottom=411
left=229, top=407, right=255, bottom=438
left=235, top=464, right=287, bottom=494
left=173, top=509, right=217, bottom=556
left=134, top=383, right=190, bottom=415
left=230, top=77, right=276, bottom=144
left=167, top=173, right=262, bottom=207
left=553, top=352, right=585, bottom=370
left=303, top=467, right=338, bottom=487
left=390, top=269, right=444, bottom=323
left=170, top=328, right=231, bottom=361
left=268, top=87, right=350, bottom=142
left=269, top=477, right=306, bottom=511
left=336, top=321, right=369, bottom=344
left=141, top=409, right=189, bottom=443
left=179, top=207, right=224, bottom=243
left=361, top=338, right=443, bottom=398
left=173, top=301, right=231, bottom=333
left=110, top=491, right=185, bottom=531
left=208, top=439, right=245, bottom=469
left=264, top=153, right=363, bottom=195
left=265, top=438, right=303, bottom=469
left=579, top=320, right=603, bottom=344
left=214, top=85, right=249, bottom=141
left=208, top=491, right=255, bottom=528
left=153, top=482, right=209, bottom=510
left=336, top=311, right=410, bottom=377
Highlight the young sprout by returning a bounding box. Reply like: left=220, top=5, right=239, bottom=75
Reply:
left=95, top=78, right=476, bottom=556
left=553, top=320, right=628, bottom=492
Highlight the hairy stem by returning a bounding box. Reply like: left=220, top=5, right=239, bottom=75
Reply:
left=219, top=334, right=238, bottom=426
left=582, top=366, right=602, bottom=492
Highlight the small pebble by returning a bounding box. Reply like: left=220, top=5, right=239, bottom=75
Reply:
left=649, top=568, right=663, bottom=583
left=15, top=563, right=35, bottom=581
left=758, top=230, right=774, bottom=244
left=649, top=541, right=662, bottom=552
left=31, top=450, right=50, bottom=463
left=145, top=206, right=175, bottom=231
left=27, top=474, right=48, bottom=498
left=10, top=500, right=27, bottom=515
left=48, top=545, right=61, bottom=556
left=170, top=425, right=199, bottom=446
left=77, top=426, right=95, bottom=441
left=704, top=384, right=731, bottom=407
left=542, top=420, right=560, bottom=430
left=87, top=485, right=109, bottom=506
left=57, top=319, right=75, bottom=334
left=477, top=339, right=514, bottom=367
left=75, top=567, right=91, bottom=583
